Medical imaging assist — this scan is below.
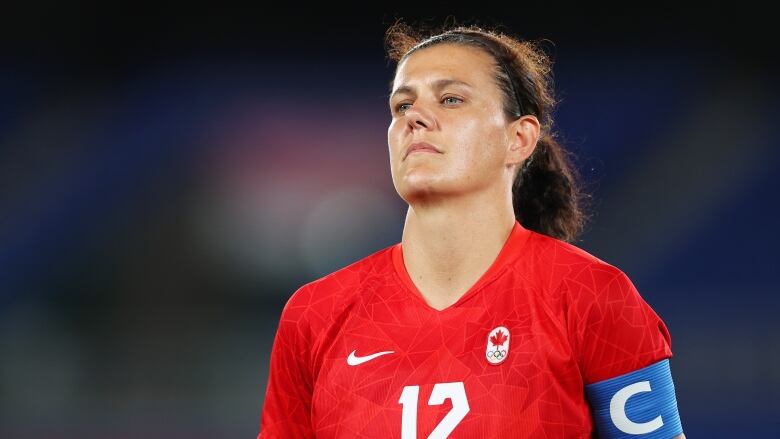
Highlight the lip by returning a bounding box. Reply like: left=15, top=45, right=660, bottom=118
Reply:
left=404, top=141, right=442, bottom=159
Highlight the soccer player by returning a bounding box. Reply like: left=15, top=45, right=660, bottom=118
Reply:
left=258, top=22, right=685, bottom=438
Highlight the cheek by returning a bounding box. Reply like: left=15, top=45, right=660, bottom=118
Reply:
left=387, top=120, right=403, bottom=152
left=387, top=121, right=406, bottom=179
left=451, top=118, right=503, bottom=169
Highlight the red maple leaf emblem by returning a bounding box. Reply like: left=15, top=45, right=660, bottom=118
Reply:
left=490, top=330, right=508, bottom=347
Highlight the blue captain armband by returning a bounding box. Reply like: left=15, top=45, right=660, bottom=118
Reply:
left=585, top=359, right=683, bottom=438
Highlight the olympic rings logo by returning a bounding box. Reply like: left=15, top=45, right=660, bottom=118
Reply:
left=486, top=349, right=507, bottom=360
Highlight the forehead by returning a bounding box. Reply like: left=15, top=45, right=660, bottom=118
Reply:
left=392, top=44, right=497, bottom=91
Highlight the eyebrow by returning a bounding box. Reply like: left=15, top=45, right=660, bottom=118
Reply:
left=388, top=79, right=473, bottom=104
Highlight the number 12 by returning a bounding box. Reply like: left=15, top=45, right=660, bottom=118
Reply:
left=398, top=381, right=470, bottom=439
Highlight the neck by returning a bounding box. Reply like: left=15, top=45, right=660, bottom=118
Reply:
left=400, top=188, right=516, bottom=310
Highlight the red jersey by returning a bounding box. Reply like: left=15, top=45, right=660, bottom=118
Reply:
left=259, top=220, right=673, bottom=438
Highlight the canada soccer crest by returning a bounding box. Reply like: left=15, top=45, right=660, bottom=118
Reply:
left=486, top=326, right=510, bottom=365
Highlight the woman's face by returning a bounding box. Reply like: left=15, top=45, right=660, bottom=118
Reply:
left=387, top=43, right=520, bottom=205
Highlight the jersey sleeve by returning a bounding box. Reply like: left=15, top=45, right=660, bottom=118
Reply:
left=258, top=287, right=316, bottom=439
left=563, top=265, right=673, bottom=385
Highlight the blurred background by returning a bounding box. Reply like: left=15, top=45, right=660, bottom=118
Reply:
left=1, top=5, right=778, bottom=438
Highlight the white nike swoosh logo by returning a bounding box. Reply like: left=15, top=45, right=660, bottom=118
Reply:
left=347, top=350, right=394, bottom=366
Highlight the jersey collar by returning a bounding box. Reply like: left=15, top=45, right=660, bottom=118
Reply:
left=391, top=220, right=533, bottom=311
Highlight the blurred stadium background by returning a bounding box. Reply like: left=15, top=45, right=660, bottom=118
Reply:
left=1, top=6, right=778, bottom=438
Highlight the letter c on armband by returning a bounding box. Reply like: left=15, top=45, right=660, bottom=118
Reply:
left=609, top=381, right=663, bottom=434
left=585, top=359, right=683, bottom=438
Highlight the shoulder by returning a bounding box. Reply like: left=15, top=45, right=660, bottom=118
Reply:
left=516, top=231, right=644, bottom=337
left=279, top=244, right=397, bottom=331
left=524, top=234, right=674, bottom=383
left=523, top=230, right=629, bottom=294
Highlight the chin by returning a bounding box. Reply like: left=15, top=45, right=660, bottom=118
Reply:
left=399, top=178, right=462, bottom=203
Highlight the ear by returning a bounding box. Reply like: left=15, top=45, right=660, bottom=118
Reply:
left=505, top=115, right=540, bottom=167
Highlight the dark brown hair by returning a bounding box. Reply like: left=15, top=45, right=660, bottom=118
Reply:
left=385, top=21, right=591, bottom=243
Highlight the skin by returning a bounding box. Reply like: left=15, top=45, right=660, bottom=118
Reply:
left=386, top=43, right=687, bottom=439
left=387, top=43, right=539, bottom=311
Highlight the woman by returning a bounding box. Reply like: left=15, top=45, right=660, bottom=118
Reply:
left=259, top=22, right=685, bottom=438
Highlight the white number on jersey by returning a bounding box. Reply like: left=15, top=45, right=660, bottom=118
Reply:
left=398, top=381, right=470, bottom=439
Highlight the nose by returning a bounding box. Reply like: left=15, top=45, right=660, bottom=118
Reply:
left=404, top=104, right=436, bottom=131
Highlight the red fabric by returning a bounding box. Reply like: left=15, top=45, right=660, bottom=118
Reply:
left=259, top=220, right=673, bottom=438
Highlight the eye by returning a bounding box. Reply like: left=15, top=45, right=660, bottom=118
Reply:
left=442, top=95, right=463, bottom=105
left=396, top=102, right=412, bottom=113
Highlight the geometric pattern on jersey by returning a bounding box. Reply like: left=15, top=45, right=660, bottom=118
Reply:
left=259, top=220, right=674, bottom=438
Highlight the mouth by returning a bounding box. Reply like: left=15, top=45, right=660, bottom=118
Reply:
left=404, top=141, right=442, bottom=159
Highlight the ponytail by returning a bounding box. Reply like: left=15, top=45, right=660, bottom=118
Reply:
left=512, top=135, right=590, bottom=243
